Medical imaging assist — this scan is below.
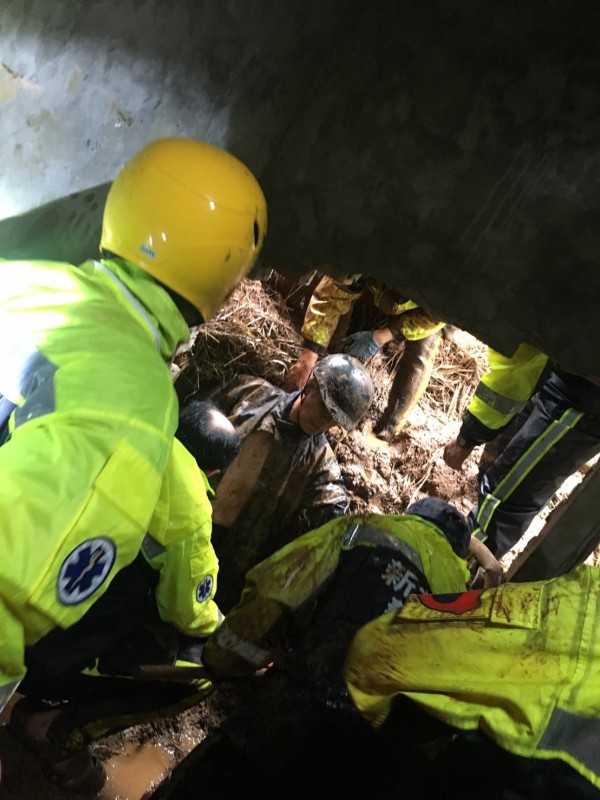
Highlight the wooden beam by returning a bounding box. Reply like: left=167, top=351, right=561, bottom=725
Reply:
left=508, top=460, right=600, bottom=582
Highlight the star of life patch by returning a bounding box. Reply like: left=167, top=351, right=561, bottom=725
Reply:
left=57, top=537, right=116, bottom=605
left=196, top=574, right=214, bottom=603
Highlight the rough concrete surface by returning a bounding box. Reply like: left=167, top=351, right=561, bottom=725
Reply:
left=1, top=0, right=599, bottom=377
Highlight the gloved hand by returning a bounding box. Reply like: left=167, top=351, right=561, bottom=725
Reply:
left=341, top=330, right=382, bottom=359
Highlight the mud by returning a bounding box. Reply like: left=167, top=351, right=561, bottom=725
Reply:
left=1, top=276, right=595, bottom=800
left=101, top=741, right=175, bottom=800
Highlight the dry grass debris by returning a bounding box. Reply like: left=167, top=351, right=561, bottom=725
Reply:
left=174, top=278, right=488, bottom=517
left=175, top=279, right=303, bottom=402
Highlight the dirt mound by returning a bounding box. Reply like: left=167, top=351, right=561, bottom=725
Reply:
left=175, top=277, right=487, bottom=519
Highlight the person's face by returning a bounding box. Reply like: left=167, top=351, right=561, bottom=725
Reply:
left=297, top=384, right=337, bottom=435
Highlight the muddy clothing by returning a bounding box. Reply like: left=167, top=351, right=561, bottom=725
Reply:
left=0, top=257, right=215, bottom=709
left=461, top=345, right=600, bottom=556
left=203, top=513, right=469, bottom=706
left=301, top=274, right=444, bottom=354
left=346, top=565, right=600, bottom=793
left=301, top=274, right=444, bottom=436
left=374, top=332, right=442, bottom=437
left=205, top=375, right=348, bottom=611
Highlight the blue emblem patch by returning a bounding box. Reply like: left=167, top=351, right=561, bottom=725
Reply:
left=57, top=538, right=116, bottom=606
left=196, top=575, right=213, bottom=603
left=140, top=243, right=156, bottom=259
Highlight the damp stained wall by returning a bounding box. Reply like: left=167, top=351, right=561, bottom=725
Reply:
left=0, top=0, right=599, bottom=380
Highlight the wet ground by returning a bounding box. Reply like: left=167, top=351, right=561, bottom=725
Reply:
left=2, top=279, right=597, bottom=799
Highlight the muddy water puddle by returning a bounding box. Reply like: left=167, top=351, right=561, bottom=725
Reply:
left=101, top=740, right=175, bottom=799
left=100, top=728, right=200, bottom=800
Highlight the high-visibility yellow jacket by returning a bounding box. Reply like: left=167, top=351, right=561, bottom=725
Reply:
left=345, top=565, right=600, bottom=791
left=460, top=344, right=548, bottom=443
left=301, top=274, right=444, bottom=354
left=143, top=438, right=220, bottom=638
left=0, top=257, right=216, bottom=701
left=203, top=513, right=469, bottom=677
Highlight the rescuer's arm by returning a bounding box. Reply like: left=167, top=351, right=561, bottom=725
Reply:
left=202, top=518, right=349, bottom=676
left=444, top=344, right=548, bottom=471
left=145, top=440, right=221, bottom=638
left=283, top=274, right=363, bottom=390
left=468, top=536, right=504, bottom=588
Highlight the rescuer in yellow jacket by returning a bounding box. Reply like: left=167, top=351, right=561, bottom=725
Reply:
left=9, top=401, right=240, bottom=792
left=203, top=498, right=501, bottom=703
left=345, top=564, right=600, bottom=795
left=0, top=138, right=266, bottom=718
left=283, top=273, right=445, bottom=441
left=443, top=343, right=600, bottom=557
left=198, top=500, right=500, bottom=795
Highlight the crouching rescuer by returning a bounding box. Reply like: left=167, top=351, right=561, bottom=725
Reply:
left=203, top=498, right=500, bottom=705
left=345, top=565, right=600, bottom=796
left=0, top=137, right=266, bottom=797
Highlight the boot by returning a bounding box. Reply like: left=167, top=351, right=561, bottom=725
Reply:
left=374, top=332, right=441, bottom=441
left=9, top=697, right=106, bottom=797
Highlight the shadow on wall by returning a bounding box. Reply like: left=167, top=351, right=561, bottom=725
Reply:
left=0, top=184, right=109, bottom=264
left=1, top=0, right=600, bottom=377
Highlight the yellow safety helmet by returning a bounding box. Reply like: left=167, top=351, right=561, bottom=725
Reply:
left=100, top=138, right=267, bottom=321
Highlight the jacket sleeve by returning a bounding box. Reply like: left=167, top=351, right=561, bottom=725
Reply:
left=388, top=307, right=445, bottom=341
left=201, top=375, right=262, bottom=417
left=0, top=595, right=26, bottom=698
left=145, top=440, right=220, bottom=637
left=460, top=344, right=548, bottom=445
left=301, top=274, right=364, bottom=353
left=368, top=284, right=445, bottom=341
left=202, top=518, right=350, bottom=676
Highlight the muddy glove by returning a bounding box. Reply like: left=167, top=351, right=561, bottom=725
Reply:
left=341, top=330, right=382, bottom=359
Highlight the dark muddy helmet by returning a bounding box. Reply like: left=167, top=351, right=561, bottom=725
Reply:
left=312, top=354, right=374, bottom=431
left=406, top=497, right=471, bottom=557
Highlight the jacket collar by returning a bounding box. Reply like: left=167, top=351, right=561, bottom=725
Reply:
left=89, top=258, right=190, bottom=359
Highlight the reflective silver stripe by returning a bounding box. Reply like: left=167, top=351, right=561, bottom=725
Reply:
left=141, top=533, right=166, bottom=561
left=471, top=526, right=487, bottom=543
left=212, top=623, right=272, bottom=667
left=0, top=680, right=21, bottom=714
left=342, top=522, right=424, bottom=573
left=14, top=352, right=57, bottom=428
left=477, top=408, right=583, bottom=533
left=475, top=382, right=528, bottom=416
left=475, top=494, right=502, bottom=536
left=94, top=261, right=161, bottom=350
left=539, top=706, right=600, bottom=780
left=342, top=522, right=362, bottom=548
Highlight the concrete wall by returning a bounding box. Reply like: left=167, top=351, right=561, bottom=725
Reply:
left=0, top=0, right=342, bottom=214
left=1, top=0, right=599, bottom=378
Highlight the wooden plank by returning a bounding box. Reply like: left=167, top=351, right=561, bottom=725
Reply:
left=508, top=460, right=600, bottom=582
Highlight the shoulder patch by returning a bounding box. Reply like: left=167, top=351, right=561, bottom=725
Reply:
left=418, top=590, right=483, bottom=615
left=57, top=538, right=116, bottom=605
left=196, top=575, right=214, bottom=603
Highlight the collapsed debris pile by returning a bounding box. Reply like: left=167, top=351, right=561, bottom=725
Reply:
left=175, top=276, right=488, bottom=518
